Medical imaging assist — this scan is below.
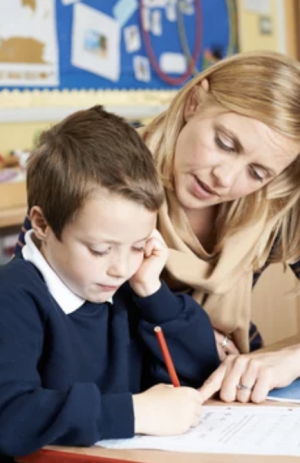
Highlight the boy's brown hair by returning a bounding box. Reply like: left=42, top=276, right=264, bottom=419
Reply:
left=27, top=105, right=164, bottom=238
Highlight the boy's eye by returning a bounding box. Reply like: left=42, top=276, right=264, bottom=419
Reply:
left=132, top=247, right=145, bottom=253
left=90, top=248, right=110, bottom=257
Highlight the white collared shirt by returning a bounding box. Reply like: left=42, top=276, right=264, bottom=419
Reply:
left=22, top=230, right=86, bottom=315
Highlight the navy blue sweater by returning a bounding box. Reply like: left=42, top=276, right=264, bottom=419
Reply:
left=0, top=255, right=219, bottom=459
left=18, top=214, right=291, bottom=351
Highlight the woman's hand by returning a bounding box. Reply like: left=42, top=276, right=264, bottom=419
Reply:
left=214, top=330, right=239, bottom=361
left=198, top=345, right=300, bottom=404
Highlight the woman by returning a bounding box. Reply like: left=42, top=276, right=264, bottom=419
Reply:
left=16, top=50, right=300, bottom=403
left=141, top=50, right=300, bottom=403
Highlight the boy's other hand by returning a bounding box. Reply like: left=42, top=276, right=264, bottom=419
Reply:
left=133, top=384, right=203, bottom=436
left=130, top=230, right=168, bottom=297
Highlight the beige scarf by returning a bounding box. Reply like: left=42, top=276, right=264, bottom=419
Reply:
left=158, top=190, right=274, bottom=353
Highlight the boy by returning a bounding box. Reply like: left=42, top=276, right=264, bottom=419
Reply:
left=0, top=106, right=219, bottom=460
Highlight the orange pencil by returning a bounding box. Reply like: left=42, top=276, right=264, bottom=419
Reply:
left=154, top=326, right=180, bottom=387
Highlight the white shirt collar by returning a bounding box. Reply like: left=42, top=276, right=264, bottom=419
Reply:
left=22, top=230, right=85, bottom=314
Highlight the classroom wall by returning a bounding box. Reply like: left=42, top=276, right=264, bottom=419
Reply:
left=0, top=0, right=233, bottom=155
left=236, top=0, right=298, bottom=58
left=0, top=89, right=175, bottom=155
left=237, top=0, right=284, bottom=53
left=0, top=121, right=49, bottom=154
left=2, top=1, right=298, bottom=157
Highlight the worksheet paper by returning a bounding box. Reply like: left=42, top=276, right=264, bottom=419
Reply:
left=97, top=406, right=300, bottom=456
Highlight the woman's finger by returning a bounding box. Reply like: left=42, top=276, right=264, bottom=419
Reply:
left=198, top=362, right=228, bottom=402
left=236, top=357, right=260, bottom=403
left=219, top=356, right=250, bottom=402
left=251, top=367, right=274, bottom=403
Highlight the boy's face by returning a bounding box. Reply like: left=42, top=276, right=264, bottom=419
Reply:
left=39, top=190, right=157, bottom=303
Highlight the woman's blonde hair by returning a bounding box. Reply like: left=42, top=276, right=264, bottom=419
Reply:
left=143, top=50, right=300, bottom=268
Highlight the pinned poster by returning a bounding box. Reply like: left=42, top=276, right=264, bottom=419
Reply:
left=141, top=6, right=151, bottom=31
left=71, top=3, right=121, bottom=82
left=151, top=10, right=162, bottom=36
left=143, top=0, right=167, bottom=7
left=0, top=0, right=58, bottom=86
left=160, top=52, right=187, bottom=74
left=113, top=0, right=138, bottom=27
left=61, top=0, right=80, bottom=5
left=165, top=0, right=177, bottom=22
left=124, top=25, right=141, bottom=53
left=179, top=0, right=194, bottom=15
left=133, top=56, right=151, bottom=82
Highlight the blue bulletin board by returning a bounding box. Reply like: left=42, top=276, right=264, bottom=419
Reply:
left=0, top=0, right=237, bottom=91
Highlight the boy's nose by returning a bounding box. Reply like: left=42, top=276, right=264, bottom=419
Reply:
left=107, top=259, right=129, bottom=279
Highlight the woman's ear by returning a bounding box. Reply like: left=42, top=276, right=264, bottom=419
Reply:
left=184, top=79, right=210, bottom=121
left=30, top=206, right=49, bottom=242
left=200, top=78, right=210, bottom=93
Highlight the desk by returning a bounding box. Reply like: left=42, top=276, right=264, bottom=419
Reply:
left=15, top=336, right=300, bottom=463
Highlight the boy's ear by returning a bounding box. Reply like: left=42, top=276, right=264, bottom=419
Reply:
left=184, top=78, right=210, bottom=121
left=30, top=206, right=49, bottom=242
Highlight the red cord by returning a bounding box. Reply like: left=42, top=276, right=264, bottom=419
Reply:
left=139, top=0, right=202, bottom=86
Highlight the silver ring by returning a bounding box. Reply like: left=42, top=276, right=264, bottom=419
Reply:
left=237, top=383, right=253, bottom=391
left=220, top=336, right=229, bottom=349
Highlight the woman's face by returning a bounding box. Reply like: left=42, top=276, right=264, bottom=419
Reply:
left=173, top=104, right=300, bottom=211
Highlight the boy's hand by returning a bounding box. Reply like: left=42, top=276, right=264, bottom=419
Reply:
left=130, top=230, right=168, bottom=297
left=133, top=384, right=203, bottom=436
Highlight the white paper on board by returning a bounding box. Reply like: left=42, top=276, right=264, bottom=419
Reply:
left=143, top=0, right=167, bottom=7
left=0, top=0, right=59, bottom=86
left=141, top=6, right=151, bottom=31
left=151, top=10, right=162, bottom=36
left=71, top=3, right=121, bottom=82
left=165, top=2, right=177, bottom=21
left=124, top=25, right=141, bottom=53
left=179, top=0, right=194, bottom=15
left=160, top=52, right=187, bottom=74
left=113, top=0, right=138, bottom=26
left=133, top=55, right=151, bottom=82
left=61, top=0, right=80, bottom=5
